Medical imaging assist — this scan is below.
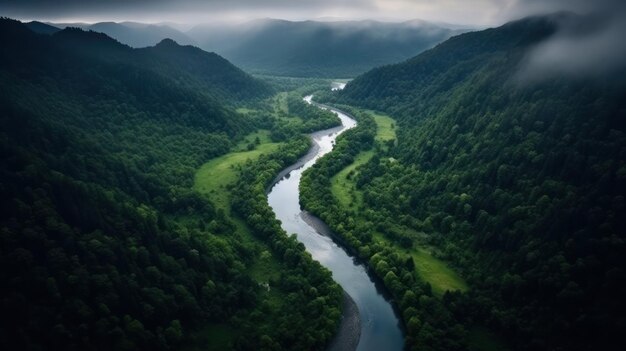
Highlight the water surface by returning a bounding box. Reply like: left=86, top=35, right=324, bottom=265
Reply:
left=267, top=93, right=404, bottom=351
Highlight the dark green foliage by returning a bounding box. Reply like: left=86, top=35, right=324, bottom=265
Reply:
left=328, top=13, right=626, bottom=351
left=286, top=95, right=341, bottom=133
left=0, top=18, right=340, bottom=350
left=231, top=137, right=343, bottom=350
left=300, top=106, right=467, bottom=350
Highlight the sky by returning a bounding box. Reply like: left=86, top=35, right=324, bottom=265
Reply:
left=0, top=0, right=621, bottom=26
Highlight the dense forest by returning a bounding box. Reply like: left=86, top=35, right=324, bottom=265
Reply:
left=0, top=18, right=342, bottom=350
left=4, top=7, right=626, bottom=351
left=316, top=13, right=626, bottom=350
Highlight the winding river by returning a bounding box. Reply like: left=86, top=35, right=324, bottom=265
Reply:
left=267, top=89, right=404, bottom=351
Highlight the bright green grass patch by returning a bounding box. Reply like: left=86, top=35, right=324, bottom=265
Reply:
left=331, top=105, right=465, bottom=296
left=329, top=107, right=396, bottom=209
left=330, top=153, right=467, bottom=296
left=194, top=133, right=281, bottom=212
left=330, top=150, right=374, bottom=209
left=276, top=92, right=289, bottom=115
left=410, top=247, right=468, bottom=296
left=369, top=112, right=396, bottom=143
left=467, top=326, right=510, bottom=351
left=235, top=107, right=256, bottom=114
left=370, top=229, right=467, bottom=296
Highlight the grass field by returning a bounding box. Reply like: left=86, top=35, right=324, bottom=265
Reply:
left=194, top=130, right=280, bottom=212
left=190, top=127, right=289, bottom=348
left=328, top=106, right=467, bottom=296
left=368, top=111, right=396, bottom=143
left=330, top=108, right=395, bottom=209
left=330, top=150, right=374, bottom=209
left=409, top=247, right=468, bottom=296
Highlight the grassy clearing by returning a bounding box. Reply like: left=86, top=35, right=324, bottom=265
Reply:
left=328, top=106, right=467, bottom=296
left=190, top=127, right=290, bottom=348
left=369, top=230, right=467, bottom=296
left=194, top=131, right=281, bottom=212
left=329, top=108, right=395, bottom=209
left=275, top=91, right=289, bottom=115
left=410, top=247, right=468, bottom=296
left=235, top=107, right=256, bottom=114
left=330, top=150, right=374, bottom=209
left=368, top=111, right=396, bottom=143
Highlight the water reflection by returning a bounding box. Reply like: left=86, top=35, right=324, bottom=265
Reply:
left=266, top=93, right=403, bottom=351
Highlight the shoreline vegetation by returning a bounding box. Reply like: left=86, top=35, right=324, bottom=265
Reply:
left=5, top=11, right=625, bottom=351
left=300, top=100, right=488, bottom=350
left=189, top=88, right=349, bottom=349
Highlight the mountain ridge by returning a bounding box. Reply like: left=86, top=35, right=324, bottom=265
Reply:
left=325, top=12, right=626, bottom=350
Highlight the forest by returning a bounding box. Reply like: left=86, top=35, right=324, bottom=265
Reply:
left=315, top=13, right=626, bottom=351
left=2, top=7, right=626, bottom=351
left=0, top=18, right=343, bottom=350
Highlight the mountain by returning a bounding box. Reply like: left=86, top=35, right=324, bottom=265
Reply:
left=46, top=25, right=271, bottom=102
left=139, top=38, right=271, bottom=101
left=24, top=20, right=60, bottom=34
left=0, top=18, right=276, bottom=349
left=328, top=13, right=626, bottom=350
left=188, top=19, right=464, bottom=77
left=55, top=21, right=196, bottom=48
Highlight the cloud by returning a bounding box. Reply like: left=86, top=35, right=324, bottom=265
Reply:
left=0, top=0, right=551, bottom=25
left=0, top=0, right=623, bottom=28
left=0, top=0, right=378, bottom=23
left=514, top=1, right=626, bottom=82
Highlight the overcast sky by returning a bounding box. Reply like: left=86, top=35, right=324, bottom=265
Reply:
left=0, top=0, right=621, bottom=26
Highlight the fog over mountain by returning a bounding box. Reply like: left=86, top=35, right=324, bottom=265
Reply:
left=3, top=0, right=624, bottom=78
left=47, top=22, right=196, bottom=48
left=187, top=19, right=464, bottom=77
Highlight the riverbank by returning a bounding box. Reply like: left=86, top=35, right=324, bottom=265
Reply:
left=268, top=95, right=403, bottom=351
left=265, top=113, right=362, bottom=351
left=327, top=292, right=361, bottom=351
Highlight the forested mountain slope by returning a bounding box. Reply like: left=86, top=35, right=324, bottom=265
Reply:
left=330, top=13, right=626, bottom=350
left=48, top=27, right=271, bottom=102
left=51, top=21, right=196, bottom=48
left=24, top=21, right=60, bottom=35
left=188, top=19, right=462, bottom=78
left=0, top=18, right=339, bottom=350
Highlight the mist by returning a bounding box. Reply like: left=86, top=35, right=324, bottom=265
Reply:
left=512, top=0, right=626, bottom=82
left=0, top=0, right=586, bottom=27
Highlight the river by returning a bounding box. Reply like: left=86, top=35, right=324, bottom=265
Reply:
left=266, top=90, right=404, bottom=351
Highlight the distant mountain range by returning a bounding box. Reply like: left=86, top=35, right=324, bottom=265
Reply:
left=37, top=18, right=467, bottom=77
left=189, top=19, right=466, bottom=77
left=35, top=21, right=196, bottom=48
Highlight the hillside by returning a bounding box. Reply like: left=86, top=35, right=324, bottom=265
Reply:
left=25, top=21, right=60, bottom=34
left=54, top=21, right=196, bottom=48
left=188, top=19, right=463, bottom=78
left=47, top=27, right=271, bottom=102
left=325, top=13, right=626, bottom=350
left=0, top=18, right=340, bottom=350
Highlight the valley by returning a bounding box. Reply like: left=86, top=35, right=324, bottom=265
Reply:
left=2, top=5, right=626, bottom=351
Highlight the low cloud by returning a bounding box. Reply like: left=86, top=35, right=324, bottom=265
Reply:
left=513, top=1, right=626, bottom=82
